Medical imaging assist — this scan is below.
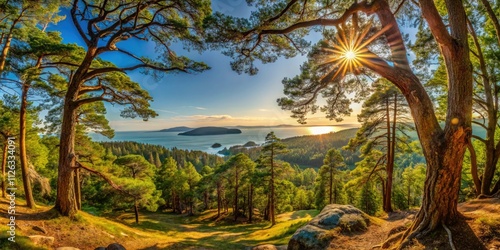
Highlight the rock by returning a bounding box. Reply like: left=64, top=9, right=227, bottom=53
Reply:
left=211, top=143, right=222, bottom=148
left=56, top=247, right=81, bottom=250
left=106, top=243, right=126, bottom=250
left=33, top=225, right=47, bottom=234
left=252, top=244, right=276, bottom=250
left=28, top=235, right=55, bottom=246
left=288, top=204, right=370, bottom=250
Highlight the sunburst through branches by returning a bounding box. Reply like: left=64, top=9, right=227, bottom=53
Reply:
left=317, top=19, right=393, bottom=83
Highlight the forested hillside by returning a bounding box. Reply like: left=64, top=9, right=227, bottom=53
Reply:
left=218, top=128, right=359, bottom=168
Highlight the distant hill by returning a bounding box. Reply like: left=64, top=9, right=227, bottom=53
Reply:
left=179, top=127, right=242, bottom=136
left=159, top=126, right=192, bottom=132
left=218, top=128, right=360, bottom=168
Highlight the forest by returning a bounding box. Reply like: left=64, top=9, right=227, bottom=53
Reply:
left=1, top=0, right=500, bottom=250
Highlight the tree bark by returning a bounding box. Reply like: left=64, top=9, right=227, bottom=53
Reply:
left=54, top=99, right=78, bottom=216
left=74, top=168, right=81, bottom=210
left=19, top=84, right=35, bottom=209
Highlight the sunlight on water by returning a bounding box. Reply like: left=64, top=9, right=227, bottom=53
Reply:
left=308, top=126, right=335, bottom=135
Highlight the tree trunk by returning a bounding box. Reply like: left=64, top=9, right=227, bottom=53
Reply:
left=234, top=170, right=239, bottom=221
left=329, top=165, right=333, bottom=204
left=54, top=99, right=78, bottom=216
left=55, top=46, right=96, bottom=216
left=248, top=184, right=253, bottom=223
left=1, top=142, right=7, bottom=198
left=270, top=150, right=276, bottom=226
left=217, top=182, right=221, bottom=217
left=74, top=168, right=81, bottom=210
left=19, top=84, right=35, bottom=209
left=362, top=1, right=472, bottom=247
left=134, top=199, right=139, bottom=224
left=383, top=95, right=394, bottom=213
left=0, top=26, right=14, bottom=73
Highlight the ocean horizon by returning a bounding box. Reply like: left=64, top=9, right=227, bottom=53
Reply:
left=90, top=124, right=359, bottom=155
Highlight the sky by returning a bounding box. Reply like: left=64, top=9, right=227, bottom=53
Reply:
left=53, top=1, right=367, bottom=131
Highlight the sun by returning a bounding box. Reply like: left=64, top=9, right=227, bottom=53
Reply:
left=344, top=50, right=357, bottom=60
left=308, top=126, right=335, bottom=135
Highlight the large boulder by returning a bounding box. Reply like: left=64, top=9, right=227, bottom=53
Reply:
left=288, top=204, right=370, bottom=250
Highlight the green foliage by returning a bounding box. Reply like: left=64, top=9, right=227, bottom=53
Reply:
left=356, top=181, right=381, bottom=216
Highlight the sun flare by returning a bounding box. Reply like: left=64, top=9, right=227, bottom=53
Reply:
left=317, top=20, right=392, bottom=83
left=308, top=126, right=335, bottom=135
left=344, top=50, right=357, bottom=60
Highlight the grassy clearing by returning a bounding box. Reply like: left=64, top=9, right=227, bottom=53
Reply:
left=0, top=198, right=318, bottom=249
left=111, top=209, right=319, bottom=249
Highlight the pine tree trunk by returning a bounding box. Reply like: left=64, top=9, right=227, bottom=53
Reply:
left=383, top=96, right=393, bottom=213
left=1, top=142, right=7, bottom=198
left=217, top=182, right=221, bottom=217
left=134, top=199, right=139, bottom=224
left=0, top=27, right=13, bottom=73
left=55, top=47, right=96, bottom=216
left=329, top=165, right=333, bottom=204
left=248, top=184, right=253, bottom=223
left=55, top=99, right=78, bottom=216
left=20, top=84, right=35, bottom=209
left=74, top=168, right=81, bottom=210
left=270, top=150, right=276, bottom=226
left=234, top=170, right=239, bottom=221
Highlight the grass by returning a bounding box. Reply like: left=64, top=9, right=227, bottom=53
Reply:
left=0, top=198, right=319, bottom=250
left=110, top=209, right=320, bottom=249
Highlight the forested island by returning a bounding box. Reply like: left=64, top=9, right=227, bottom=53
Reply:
left=178, top=127, right=242, bottom=136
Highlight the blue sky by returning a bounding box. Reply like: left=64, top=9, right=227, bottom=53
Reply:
left=54, top=1, right=367, bottom=131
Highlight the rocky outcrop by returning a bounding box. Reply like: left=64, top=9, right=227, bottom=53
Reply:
left=288, top=204, right=370, bottom=250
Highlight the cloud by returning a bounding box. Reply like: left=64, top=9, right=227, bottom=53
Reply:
left=172, top=114, right=233, bottom=121
left=258, top=109, right=270, bottom=112
left=155, top=109, right=178, bottom=114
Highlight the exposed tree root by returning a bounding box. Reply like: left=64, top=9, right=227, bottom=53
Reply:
left=442, top=223, right=456, bottom=250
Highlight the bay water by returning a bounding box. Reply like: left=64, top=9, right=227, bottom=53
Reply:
left=90, top=125, right=358, bottom=155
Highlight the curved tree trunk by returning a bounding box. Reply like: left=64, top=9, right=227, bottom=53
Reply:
left=20, top=84, right=35, bottom=209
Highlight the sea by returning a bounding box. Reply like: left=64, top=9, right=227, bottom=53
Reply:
left=90, top=125, right=358, bottom=155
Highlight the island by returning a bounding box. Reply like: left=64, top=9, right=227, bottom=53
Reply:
left=243, top=141, right=258, bottom=147
left=178, top=127, right=242, bottom=136
left=211, top=143, right=222, bottom=148
left=159, top=126, right=192, bottom=132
